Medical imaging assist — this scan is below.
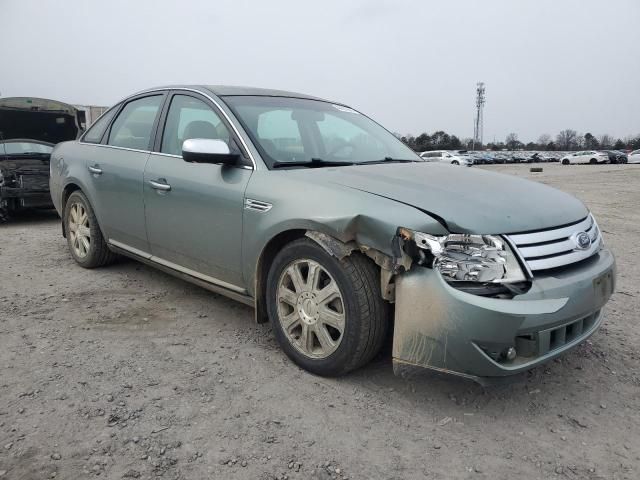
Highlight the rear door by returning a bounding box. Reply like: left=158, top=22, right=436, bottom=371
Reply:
left=85, top=93, right=166, bottom=253
left=576, top=151, right=588, bottom=164
left=143, top=91, right=253, bottom=288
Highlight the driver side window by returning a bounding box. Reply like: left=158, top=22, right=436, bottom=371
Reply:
left=161, top=95, right=230, bottom=156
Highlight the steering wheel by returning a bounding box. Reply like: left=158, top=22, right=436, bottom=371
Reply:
left=327, top=140, right=357, bottom=159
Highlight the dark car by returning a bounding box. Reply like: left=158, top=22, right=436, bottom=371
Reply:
left=0, top=97, right=81, bottom=221
left=603, top=150, right=628, bottom=164
left=530, top=152, right=554, bottom=163
left=511, top=152, right=528, bottom=163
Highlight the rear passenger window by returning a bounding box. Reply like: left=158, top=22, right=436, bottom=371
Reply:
left=82, top=106, right=119, bottom=144
left=107, top=96, right=163, bottom=150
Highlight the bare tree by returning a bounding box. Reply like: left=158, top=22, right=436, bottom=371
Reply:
left=505, top=133, right=521, bottom=150
left=537, top=134, right=551, bottom=146
left=556, top=129, right=578, bottom=150
left=598, top=134, right=614, bottom=149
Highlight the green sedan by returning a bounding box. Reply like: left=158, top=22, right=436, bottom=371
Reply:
left=49, top=85, right=615, bottom=383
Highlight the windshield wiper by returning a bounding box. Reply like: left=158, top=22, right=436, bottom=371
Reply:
left=272, top=158, right=356, bottom=169
left=360, top=157, right=419, bottom=165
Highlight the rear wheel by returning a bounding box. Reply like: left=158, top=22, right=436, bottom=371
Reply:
left=451, top=160, right=459, bottom=165
left=266, top=238, right=388, bottom=376
left=63, top=191, right=117, bottom=268
left=562, top=159, right=570, bottom=165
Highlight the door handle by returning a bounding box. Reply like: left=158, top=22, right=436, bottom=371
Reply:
left=88, top=165, right=102, bottom=175
left=149, top=179, right=171, bottom=192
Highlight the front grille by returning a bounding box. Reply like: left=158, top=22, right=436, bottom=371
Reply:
left=19, top=174, right=49, bottom=191
left=516, top=311, right=600, bottom=357
left=506, top=214, right=602, bottom=271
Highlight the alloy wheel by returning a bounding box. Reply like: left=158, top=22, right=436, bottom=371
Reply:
left=68, top=202, right=91, bottom=258
left=276, top=259, right=346, bottom=359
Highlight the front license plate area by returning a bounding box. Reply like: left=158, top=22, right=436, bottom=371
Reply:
left=593, top=270, right=614, bottom=306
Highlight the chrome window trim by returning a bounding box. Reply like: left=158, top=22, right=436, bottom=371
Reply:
left=109, top=239, right=247, bottom=293
left=74, top=142, right=152, bottom=155
left=79, top=87, right=258, bottom=170
left=148, top=151, right=253, bottom=170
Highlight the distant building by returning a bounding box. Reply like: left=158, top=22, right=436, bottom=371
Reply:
left=73, top=104, right=108, bottom=130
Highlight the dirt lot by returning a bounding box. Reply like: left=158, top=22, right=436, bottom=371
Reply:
left=0, top=163, right=639, bottom=480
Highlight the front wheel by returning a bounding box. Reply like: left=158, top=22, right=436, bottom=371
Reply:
left=562, top=159, right=570, bottom=165
left=63, top=191, right=117, bottom=268
left=0, top=206, right=10, bottom=223
left=589, top=158, right=598, bottom=164
left=451, top=160, right=459, bottom=165
left=266, top=238, right=388, bottom=376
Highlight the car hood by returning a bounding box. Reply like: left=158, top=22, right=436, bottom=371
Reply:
left=0, top=97, right=80, bottom=144
left=286, top=162, right=588, bottom=234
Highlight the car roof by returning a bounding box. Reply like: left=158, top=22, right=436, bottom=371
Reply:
left=204, top=85, right=328, bottom=101
left=135, top=85, right=334, bottom=103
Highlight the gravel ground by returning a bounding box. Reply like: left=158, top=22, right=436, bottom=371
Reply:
left=0, top=163, right=639, bottom=480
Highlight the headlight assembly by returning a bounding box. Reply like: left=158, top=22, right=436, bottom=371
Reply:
left=398, top=228, right=529, bottom=294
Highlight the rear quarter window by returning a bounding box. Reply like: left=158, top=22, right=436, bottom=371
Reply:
left=107, top=96, right=164, bottom=150
left=82, top=106, right=119, bottom=144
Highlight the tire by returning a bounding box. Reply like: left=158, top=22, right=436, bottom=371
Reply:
left=63, top=191, right=117, bottom=268
left=451, top=160, right=459, bottom=165
left=266, top=238, right=389, bottom=376
left=0, top=206, right=10, bottom=223
left=562, top=159, right=570, bottom=165
left=589, top=158, right=597, bottom=165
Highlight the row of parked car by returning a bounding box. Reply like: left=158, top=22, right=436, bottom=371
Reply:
left=419, top=149, right=640, bottom=166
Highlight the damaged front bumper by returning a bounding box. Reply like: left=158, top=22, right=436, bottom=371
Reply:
left=392, top=248, right=615, bottom=383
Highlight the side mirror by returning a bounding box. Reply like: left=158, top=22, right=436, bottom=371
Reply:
left=182, top=138, right=239, bottom=165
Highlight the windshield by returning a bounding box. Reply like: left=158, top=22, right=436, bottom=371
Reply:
left=223, top=96, right=420, bottom=168
left=0, top=141, right=53, bottom=156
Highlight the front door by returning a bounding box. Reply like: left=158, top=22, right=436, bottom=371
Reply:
left=143, top=93, right=252, bottom=288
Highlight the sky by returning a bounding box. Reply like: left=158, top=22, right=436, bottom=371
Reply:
left=1, top=0, right=639, bottom=143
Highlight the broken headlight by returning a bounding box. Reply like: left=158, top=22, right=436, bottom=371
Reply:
left=398, top=228, right=528, bottom=293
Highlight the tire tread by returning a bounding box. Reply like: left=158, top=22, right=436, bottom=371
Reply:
left=267, top=238, right=388, bottom=376
left=64, top=191, right=118, bottom=268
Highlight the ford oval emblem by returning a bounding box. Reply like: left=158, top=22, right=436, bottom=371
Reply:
left=573, top=231, right=591, bottom=250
